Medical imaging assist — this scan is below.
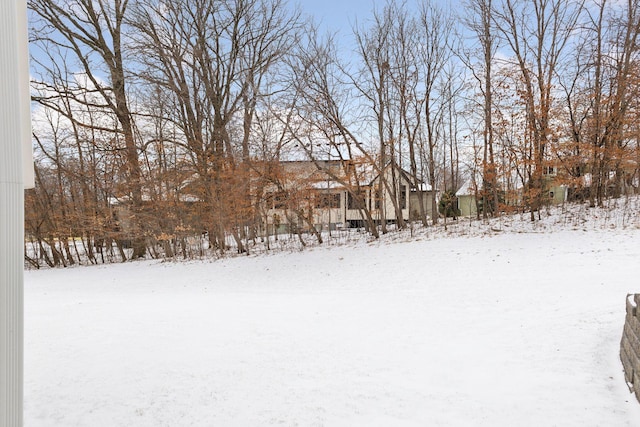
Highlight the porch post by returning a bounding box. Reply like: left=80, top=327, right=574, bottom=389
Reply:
left=1, top=0, right=32, bottom=425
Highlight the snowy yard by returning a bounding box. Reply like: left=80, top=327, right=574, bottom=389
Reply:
left=24, top=224, right=640, bottom=425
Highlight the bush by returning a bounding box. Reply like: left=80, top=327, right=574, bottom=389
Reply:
left=438, top=190, right=461, bottom=218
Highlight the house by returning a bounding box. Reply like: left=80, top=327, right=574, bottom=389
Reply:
left=455, top=180, right=477, bottom=217
left=455, top=168, right=567, bottom=218
left=542, top=166, right=568, bottom=205
left=262, top=160, right=436, bottom=232
left=107, top=159, right=438, bottom=240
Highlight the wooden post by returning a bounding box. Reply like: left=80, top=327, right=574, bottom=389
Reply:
left=1, top=0, right=32, bottom=425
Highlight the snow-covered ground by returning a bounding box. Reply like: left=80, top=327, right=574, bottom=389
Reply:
left=24, top=204, right=640, bottom=426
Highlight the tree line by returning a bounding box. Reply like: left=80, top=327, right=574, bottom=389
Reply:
left=25, top=0, right=640, bottom=266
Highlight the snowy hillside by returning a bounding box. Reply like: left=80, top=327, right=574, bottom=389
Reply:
left=24, top=199, right=640, bottom=426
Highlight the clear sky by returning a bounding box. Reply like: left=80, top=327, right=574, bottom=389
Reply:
left=295, top=0, right=451, bottom=39
left=297, top=0, right=385, bottom=35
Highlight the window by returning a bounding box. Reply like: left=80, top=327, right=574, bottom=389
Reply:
left=374, top=185, right=382, bottom=209
left=399, top=185, right=407, bottom=209
left=329, top=193, right=340, bottom=208
left=347, top=191, right=364, bottom=209
left=266, top=191, right=287, bottom=209
left=316, top=193, right=340, bottom=209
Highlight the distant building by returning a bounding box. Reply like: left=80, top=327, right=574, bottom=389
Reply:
left=262, top=160, right=437, bottom=232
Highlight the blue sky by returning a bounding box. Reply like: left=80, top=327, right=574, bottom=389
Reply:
left=296, top=1, right=451, bottom=38
left=298, top=0, right=386, bottom=34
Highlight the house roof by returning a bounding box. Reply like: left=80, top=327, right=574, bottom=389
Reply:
left=310, top=181, right=345, bottom=190
left=360, top=162, right=433, bottom=191
left=456, top=180, right=476, bottom=196
left=413, top=182, right=433, bottom=192
left=456, top=177, right=526, bottom=196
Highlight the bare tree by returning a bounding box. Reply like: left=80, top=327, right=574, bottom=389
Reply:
left=352, top=5, right=402, bottom=231
left=461, top=0, right=500, bottom=218
left=284, top=28, right=382, bottom=237
left=30, top=0, right=148, bottom=257
left=586, top=0, right=640, bottom=206
left=129, top=0, right=302, bottom=253
left=388, top=4, right=429, bottom=225
left=419, top=0, right=453, bottom=225
left=493, top=0, right=584, bottom=220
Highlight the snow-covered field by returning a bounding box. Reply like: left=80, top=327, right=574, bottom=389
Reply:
left=24, top=205, right=640, bottom=426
